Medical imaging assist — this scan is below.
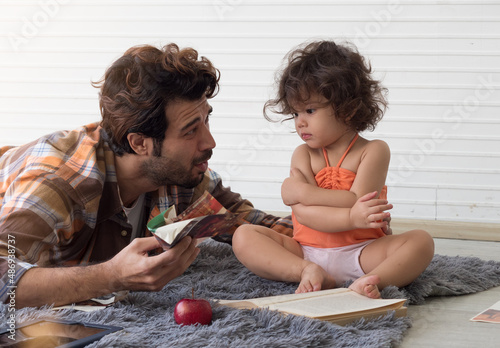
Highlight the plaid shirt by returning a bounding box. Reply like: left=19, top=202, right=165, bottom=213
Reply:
left=0, top=123, right=292, bottom=303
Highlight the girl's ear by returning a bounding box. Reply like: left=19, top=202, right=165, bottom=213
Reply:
left=127, top=133, right=153, bottom=156
left=343, top=109, right=356, bottom=124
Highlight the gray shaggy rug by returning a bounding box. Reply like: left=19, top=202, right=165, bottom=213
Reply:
left=2, top=239, right=500, bottom=347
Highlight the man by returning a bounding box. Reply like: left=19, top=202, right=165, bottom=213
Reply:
left=0, top=43, right=292, bottom=308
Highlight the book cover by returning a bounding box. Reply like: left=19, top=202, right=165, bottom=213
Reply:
left=471, top=300, right=500, bottom=323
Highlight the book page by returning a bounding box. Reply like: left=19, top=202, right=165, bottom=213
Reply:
left=268, top=291, right=404, bottom=318
left=217, top=288, right=351, bottom=309
left=218, top=288, right=405, bottom=319
left=154, top=218, right=195, bottom=244
left=236, top=288, right=351, bottom=306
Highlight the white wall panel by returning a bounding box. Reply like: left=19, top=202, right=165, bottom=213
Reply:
left=0, top=0, right=499, bottom=225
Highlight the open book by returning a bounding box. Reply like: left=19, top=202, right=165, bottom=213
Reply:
left=217, top=288, right=407, bottom=326
left=147, top=191, right=239, bottom=249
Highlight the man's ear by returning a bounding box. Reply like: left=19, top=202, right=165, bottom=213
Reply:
left=127, top=133, right=153, bottom=156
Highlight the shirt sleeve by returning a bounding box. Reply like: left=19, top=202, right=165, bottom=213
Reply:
left=0, top=247, right=36, bottom=303
left=203, top=169, right=293, bottom=243
left=0, top=171, right=81, bottom=303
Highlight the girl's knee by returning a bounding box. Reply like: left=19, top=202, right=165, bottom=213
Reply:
left=232, top=225, right=252, bottom=251
left=410, top=229, right=435, bottom=257
left=414, top=229, right=434, bottom=245
left=232, top=225, right=268, bottom=251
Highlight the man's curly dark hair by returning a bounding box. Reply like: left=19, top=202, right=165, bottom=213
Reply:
left=93, top=43, right=220, bottom=156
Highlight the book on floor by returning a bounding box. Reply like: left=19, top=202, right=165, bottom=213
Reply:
left=217, top=288, right=407, bottom=326
left=470, top=300, right=500, bottom=324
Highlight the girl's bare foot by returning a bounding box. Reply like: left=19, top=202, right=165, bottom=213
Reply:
left=348, top=274, right=381, bottom=299
left=296, top=262, right=336, bottom=293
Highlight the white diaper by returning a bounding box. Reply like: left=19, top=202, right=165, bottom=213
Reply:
left=301, top=240, right=375, bottom=285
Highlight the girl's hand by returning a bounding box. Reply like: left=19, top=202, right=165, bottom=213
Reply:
left=382, top=215, right=392, bottom=235
left=281, top=168, right=310, bottom=206
left=349, top=191, right=393, bottom=230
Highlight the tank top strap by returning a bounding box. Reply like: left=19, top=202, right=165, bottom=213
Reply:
left=335, top=134, right=359, bottom=168
left=321, top=147, right=331, bottom=167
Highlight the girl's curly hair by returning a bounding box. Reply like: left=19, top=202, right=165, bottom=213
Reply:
left=264, top=40, right=387, bottom=132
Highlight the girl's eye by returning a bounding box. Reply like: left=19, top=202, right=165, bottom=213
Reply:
left=292, top=112, right=299, bottom=118
left=306, top=109, right=315, bottom=114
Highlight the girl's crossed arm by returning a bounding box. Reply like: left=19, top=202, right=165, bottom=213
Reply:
left=281, top=144, right=358, bottom=208
left=282, top=140, right=392, bottom=233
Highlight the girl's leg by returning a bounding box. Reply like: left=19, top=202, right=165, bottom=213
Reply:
left=232, top=224, right=336, bottom=293
left=350, top=229, right=434, bottom=298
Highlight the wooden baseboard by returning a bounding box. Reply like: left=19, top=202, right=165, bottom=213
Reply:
left=391, top=218, right=500, bottom=242
left=267, top=211, right=500, bottom=242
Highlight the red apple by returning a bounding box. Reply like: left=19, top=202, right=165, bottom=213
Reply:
left=174, top=290, right=212, bottom=326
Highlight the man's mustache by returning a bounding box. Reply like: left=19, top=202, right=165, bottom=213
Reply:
left=195, top=149, right=212, bottom=164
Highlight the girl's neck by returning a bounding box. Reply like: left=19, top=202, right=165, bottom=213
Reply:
left=323, top=131, right=357, bottom=151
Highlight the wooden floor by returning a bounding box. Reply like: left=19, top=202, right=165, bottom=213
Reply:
left=400, top=238, right=500, bottom=347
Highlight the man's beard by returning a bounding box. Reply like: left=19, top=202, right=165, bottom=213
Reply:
left=141, top=150, right=212, bottom=189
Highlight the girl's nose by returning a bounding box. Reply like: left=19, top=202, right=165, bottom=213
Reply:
left=295, top=113, right=306, bottom=127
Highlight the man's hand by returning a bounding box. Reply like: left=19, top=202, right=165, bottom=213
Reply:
left=14, top=236, right=199, bottom=309
left=349, top=191, right=393, bottom=230
left=107, top=236, right=200, bottom=292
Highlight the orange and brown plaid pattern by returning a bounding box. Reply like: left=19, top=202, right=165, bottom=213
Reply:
left=0, top=122, right=292, bottom=302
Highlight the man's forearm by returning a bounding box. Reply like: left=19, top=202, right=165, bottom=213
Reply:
left=15, top=262, right=117, bottom=308
left=13, top=236, right=200, bottom=308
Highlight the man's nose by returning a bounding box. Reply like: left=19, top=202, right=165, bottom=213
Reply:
left=200, top=123, right=216, bottom=151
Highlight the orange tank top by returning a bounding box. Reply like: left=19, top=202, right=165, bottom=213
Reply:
left=292, top=134, right=387, bottom=248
